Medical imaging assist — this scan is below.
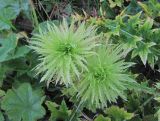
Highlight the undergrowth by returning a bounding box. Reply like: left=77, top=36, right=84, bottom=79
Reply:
left=0, top=0, right=160, bottom=121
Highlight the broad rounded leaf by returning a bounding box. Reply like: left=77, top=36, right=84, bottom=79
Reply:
left=1, top=83, right=46, bottom=121
left=0, top=34, right=30, bottom=62
left=0, top=0, right=30, bottom=30
left=0, top=7, right=18, bottom=30
left=0, top=34, right=17, bottom=62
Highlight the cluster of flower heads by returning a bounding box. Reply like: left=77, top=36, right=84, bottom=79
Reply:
left=75, top=46, right=136, bottom=110
left=30, top=19, right=136, bottom=110
left=30, top=19, right=98, bottom=86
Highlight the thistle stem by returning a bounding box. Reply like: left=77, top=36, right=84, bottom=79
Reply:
left=133, top=95, right=154, bottom=114
left=69, top=101, right=83, bottom=121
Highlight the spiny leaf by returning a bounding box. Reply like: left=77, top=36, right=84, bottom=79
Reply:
left=132, top=42, right=156, bottom=65
left=106, top=106, right=134, bottom=121
left=104, top=11, right=159, bottom=67
left=108, top=0, right=124, bottom=8
left=94, top=115, right=111, bottom=121
left=46, top=100, right=71, bottom=121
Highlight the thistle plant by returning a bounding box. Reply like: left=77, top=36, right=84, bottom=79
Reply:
left=75, top=45, right=137, bottom=110
left=29, top=19, right=98, bottom=86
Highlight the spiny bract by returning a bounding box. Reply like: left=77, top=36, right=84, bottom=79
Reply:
left=76, top=45, right=136, bottom=110
left=29, top=19, right=98, bottom=86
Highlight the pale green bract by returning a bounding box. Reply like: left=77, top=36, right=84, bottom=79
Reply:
left=29, top=19, right=98, bottom=86
left=75, top=45, right=137, bottom=110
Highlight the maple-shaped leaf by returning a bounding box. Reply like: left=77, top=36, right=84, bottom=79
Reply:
left=0, top=33, right=30, bottom=63
left=0, top=0, right=30, bottom=30
left=1, top=83, right=46, bottom=121
left=0, top=34, right=17, bottom=62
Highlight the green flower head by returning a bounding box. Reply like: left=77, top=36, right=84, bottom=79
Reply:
left=29, top=19, right=98, bottom=86
left=76, top=45, right=136, bottom=110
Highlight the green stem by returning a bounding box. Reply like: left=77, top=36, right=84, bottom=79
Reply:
left=69, top=101, right=83, bottom=121
left=133, top=95, right=155, bottom=114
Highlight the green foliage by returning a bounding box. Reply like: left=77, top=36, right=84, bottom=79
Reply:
left=106, top=106, right=134, bottom=121
left=0, top=34, right=17, bottom=62
left=40, top=0, right=72, bottom=19
left=154, top=85, right=160, bottom=121
left=94, top=106, right=133, bottom=121
left=138, top=0, right=160, bottom=18
left=72, top=45, right=137, bottom=110
left=155, top=97, right=160, bottom=120
left=0, top=64, right=9, bottom=86
left=105, top=12, right=160, bottom=67
left=0, top=33, right=30, bottom=63
left=0, top=0, right=30, bottom=30
left=0, top=89, right=5, bottom=97
left=0, top=32, right=31, bottom=87
left=155, top=82, right=160, bottom=90
left=0, top=0, right=160, bottom=121
left=94, top=114, right=111, bottom=121
left=30, top=19, right=98, bottom=86
left=0, top=7, right=16, bottom=30
left=99, top=0, right=115, bottom=18
left=0, top=111, right=4, bottom=121
left=1, top=83, right=46, bottom=121
left=46, top=100, right=71, bottom=121
left=108, top=0, right=124, bottom=8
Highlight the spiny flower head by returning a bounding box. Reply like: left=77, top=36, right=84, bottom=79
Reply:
left=75, top=45, right=136, bottom=110
left=29, top=19, right=98, bottom=86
